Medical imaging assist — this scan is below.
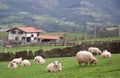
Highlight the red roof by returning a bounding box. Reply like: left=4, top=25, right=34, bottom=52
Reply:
left=38, top=35, right=62, bottom=40
left=6, top=27, right=42, bottom=33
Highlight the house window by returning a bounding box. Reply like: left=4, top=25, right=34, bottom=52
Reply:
left=22, top=37, right=25, bottom=40
left=11, top=30, right=16, bottom=34
left=15, top=37, right=19, bottom=40
left=34, top=37, right=36, bottom=40
left=31, top=34, right=34, bottom=37
left=18, top=31, right=23, bottom=34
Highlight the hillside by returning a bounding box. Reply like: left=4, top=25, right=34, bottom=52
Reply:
left=0, top=0, right=120, bottom=32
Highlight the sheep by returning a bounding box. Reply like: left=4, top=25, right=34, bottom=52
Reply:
left=7, top=62, right=17, bottom=69
left=46, top=61, right=62, bottom=72
left=11, top=57, right=22, bottom=64
left=101, top=50, right=111, bottom=58
left=21, top=59, right=30, bottom=67
left=34, top=56, right=45, bottom=64
left=76, top=50, right=97, bottom=66
left=88, top=47, right=102, bottom=55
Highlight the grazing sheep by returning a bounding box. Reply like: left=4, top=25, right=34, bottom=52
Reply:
left=88, top=47, right=102, bottom=55
left=46, top=61, right=62, bottom=72
left=7, top=62, right=17, bottom=69
left=11, top=57, right=22, bottom=64
left=34, top=56, right=45, bottom=64
left=101, top=50, right=111, bottom=58
left=21, top=59, right=30, bottom=67
left=76, top=50, right=97, bottom=66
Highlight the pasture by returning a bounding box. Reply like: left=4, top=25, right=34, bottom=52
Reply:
left=0, top=54, right=120, bottom=78
left=0, top=46, right=65, bottom=53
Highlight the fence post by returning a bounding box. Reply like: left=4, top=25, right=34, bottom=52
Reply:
left=64, top=42, right=67, bottom=47
left=4, top=48, right=7, bottom=53
left=52, top=43, right=55, bottom=48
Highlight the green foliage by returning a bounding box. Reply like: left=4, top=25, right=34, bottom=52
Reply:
left=32, top=15, right=58, bottom=25
left=0, top=4, right=8, bottom=10
left=0, top=54, right=120, bottom=78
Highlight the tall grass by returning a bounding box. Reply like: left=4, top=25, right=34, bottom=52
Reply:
left=0, top=54, right=120, bottom=78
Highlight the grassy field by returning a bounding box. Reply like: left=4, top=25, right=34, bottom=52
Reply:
left=82, top=37, right=120, bottom=42
left=0, top=54, right=120, bottom=78
left=42, top=32, right=86, bottom=39
left=0, top=46, right=66, bottom=53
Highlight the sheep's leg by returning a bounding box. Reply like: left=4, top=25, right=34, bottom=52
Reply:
left=78, top=62, right=81, bottom=66
left=47, top=69, right=51, bottom=72
left=85, top=62, right=88, bottom=66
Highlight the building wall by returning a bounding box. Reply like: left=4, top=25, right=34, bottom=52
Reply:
left=8, top=29, right=38, bottom=43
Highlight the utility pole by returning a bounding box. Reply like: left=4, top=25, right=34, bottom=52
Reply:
left=82, top=21, right=86, bottom=40
left=93, top=25, right=97, bottom=39
left=118, top=25, right=120, bottom=37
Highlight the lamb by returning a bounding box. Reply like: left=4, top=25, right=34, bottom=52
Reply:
left=11, top=57, right=22, bottom=64
left=88, top=47, right=102, bottom=55
left=34, top=56, right=45, bottom=64
left=21, top=59, right=30, bottom=67
left=76, top=50, right=97, bottom=66
left=46, top=61, right=62, bottom=72
left=101, top=50, right=111, bottom=58
left=7, top=62, right=17, bottom=69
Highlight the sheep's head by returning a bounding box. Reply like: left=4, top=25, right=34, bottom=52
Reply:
left=53, top=61, right=61, bottom=68
left=98, top=51, right=102, bottom=55
left=90, top=58, right=97, bottom=65
left=10, top=62, right=14, bottom=67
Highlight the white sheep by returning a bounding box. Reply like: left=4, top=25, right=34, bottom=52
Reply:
left=34, top=56, right=45, bottom=64
left=76, top=50, right=97, bottom=66
left=46, top=61, right=62, bottom=72
left=88, top=47, right=102, bottom=55
left=21, top=59, right=30, bottom=66
left=101, top=50, right=111, bottom=58
left=7, top=62, right=17, bottom=69
left=11, top=57, right=22, bottom=64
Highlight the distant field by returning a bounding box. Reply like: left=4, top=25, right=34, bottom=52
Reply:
left=0, top=54, right=120, bottom=78
left=0, top=46, right=66, bottom=53
left=43, top=32, right=120, bottom=41
left=43, top=32, right=86, bottom=39
left=82, top=37, right=120, bottom=42
left=0, top=23, right=24, bottom=28
left=0, top=32, right=8, bottom=38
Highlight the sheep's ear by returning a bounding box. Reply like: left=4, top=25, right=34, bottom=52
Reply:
left=58, top=62, right=60, bottom=64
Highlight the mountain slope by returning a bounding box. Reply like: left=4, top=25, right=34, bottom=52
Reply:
left=0, top=0, right=120, bottom=32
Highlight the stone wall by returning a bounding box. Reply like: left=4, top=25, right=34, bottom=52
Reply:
left=0, top=42, right=120, bottom=61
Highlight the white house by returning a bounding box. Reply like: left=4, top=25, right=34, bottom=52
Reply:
left=6, top=27, right=62, bottom=44
left=6, top=27, right=42, bottom=43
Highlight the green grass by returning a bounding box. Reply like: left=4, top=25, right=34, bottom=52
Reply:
left=0, top=54, right=120, bottom=78
left=0, top=23, right=25, bottom=29
left=0, top=46, right=66, bottom=53
left=42, top=32, right=85, bottom=39
left=0, top=32, right=8, bottom=38
left=82, top=37, right=120, bottom=42
left=32, top=15, right=58, bottom=25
